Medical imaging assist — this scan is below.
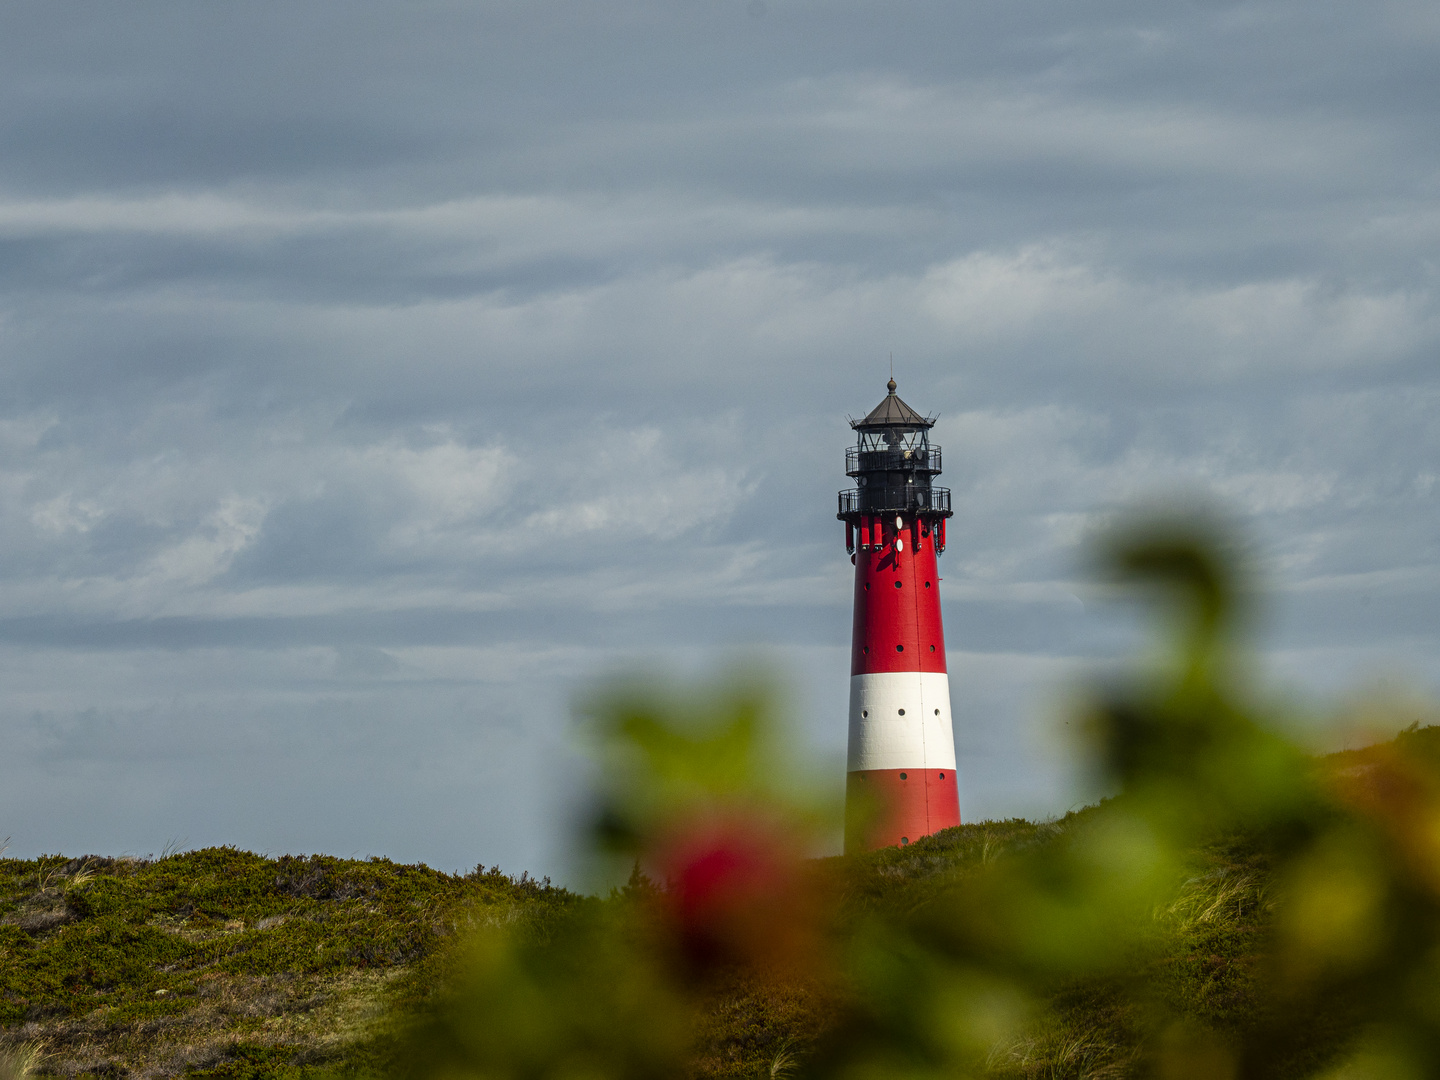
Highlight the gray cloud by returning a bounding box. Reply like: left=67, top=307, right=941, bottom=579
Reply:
left=0, top=0, right=1436, bottom=881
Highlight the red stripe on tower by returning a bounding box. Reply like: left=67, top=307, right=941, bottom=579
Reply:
left=838, top=378, right=959, bottom=851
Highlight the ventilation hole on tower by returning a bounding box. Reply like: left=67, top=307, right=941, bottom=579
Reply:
left=861, top=710, right=868, bottom=718
left=898, top=709, right=905, bottom=716
left=900, top=772, right=907, bottom=780
left=939, top=772, right=945, bottom=780
left=925, top=581, right=931, bottom=588
left=896, top=644, right=904, bottom=652
left=894, top=580, right=902, bottom=588
left=901, top=837, right=909, bottom=845
left=934, top=709, right=940, bottom=715
left=929, top=645, right=935, bottom=652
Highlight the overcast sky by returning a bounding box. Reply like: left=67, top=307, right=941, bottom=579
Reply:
left=1, top=0, right=1436, bottom=881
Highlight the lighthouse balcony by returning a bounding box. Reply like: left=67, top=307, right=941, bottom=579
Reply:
left=845, top=445, right=941, bottom=477
left=837, top=486, right=951, bottom=518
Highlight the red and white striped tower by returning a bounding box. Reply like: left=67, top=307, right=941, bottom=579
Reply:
left=838, top=379, right=959, bottom=851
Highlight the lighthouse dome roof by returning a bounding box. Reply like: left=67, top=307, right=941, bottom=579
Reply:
left=851, top=379, right=935, bottom=429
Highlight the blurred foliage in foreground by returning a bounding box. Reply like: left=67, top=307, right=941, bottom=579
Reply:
left=4, top=519, right=1438, bottom=1079
left=401, top=520, right=1440, bottom=1080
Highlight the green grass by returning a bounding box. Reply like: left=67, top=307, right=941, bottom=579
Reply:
left=1, top=796, right=1379, bottom=1078
left=669, top=812, right=1290, bottom=1080
left=694, top=813, right=1328, bottom=1080
left=0, top=849, right=579, bottom=1077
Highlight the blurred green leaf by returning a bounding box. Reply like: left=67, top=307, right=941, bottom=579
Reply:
left=398, top=516, right=1440, bottom=1080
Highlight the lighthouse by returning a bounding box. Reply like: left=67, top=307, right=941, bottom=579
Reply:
left=838, top=379, right=960, bottom=851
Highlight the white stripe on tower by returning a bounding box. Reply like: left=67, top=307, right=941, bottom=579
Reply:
left=846, top=671, right=955, bottom=772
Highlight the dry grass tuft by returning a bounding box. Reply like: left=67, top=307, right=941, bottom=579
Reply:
left=1158, top=868, right=1269, bottom=933
left=0, top=1041, right=44, bottom=1080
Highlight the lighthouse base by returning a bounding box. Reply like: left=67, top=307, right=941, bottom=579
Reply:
left=844, top=769, right=960, bottom=852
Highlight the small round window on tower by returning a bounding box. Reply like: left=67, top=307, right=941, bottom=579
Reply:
left=930, top=645, right=936, bottom=652
left=899, top=772, right=907, bottom=779
left=898, top=709, right=905, bottom=716
left=896, top=644, right=904, bottom=652
left=925, top=581, right=931, bottom=589
left=934, top=709, right=940, bottom=716
left=894, top=580, right=902, bottom=588
left=861, top=710, right=868, bottom=718
left=901, top=837, right=909, bottom=845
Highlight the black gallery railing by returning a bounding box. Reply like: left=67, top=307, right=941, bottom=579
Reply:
left=837, top=486, right=952, bottom=517
left=845, top=445, right=942, bottom=477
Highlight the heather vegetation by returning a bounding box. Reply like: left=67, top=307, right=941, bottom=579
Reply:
left=4, top=519, right=1439, bottom=1078
left=0, top=850, right=577, bottom=1077
left=0, top=813, right=1292, bottom=1078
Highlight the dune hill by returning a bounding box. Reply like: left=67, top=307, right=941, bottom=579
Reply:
left=7, top=729, right=1424, bottom=1079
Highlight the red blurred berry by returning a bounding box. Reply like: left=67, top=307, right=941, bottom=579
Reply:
left=649, top=809, right=817, bottom=977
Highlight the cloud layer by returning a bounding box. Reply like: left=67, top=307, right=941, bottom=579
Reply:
left=1, top=0, right=1436, bottom=879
